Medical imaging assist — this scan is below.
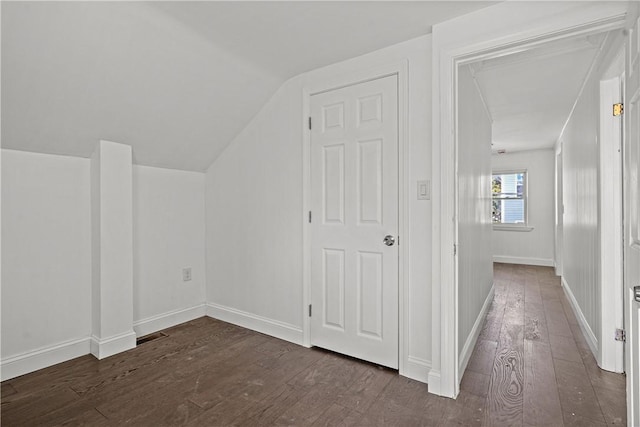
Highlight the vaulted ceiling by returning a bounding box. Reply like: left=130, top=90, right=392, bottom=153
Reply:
left=2, top=1, right=498, bottom=171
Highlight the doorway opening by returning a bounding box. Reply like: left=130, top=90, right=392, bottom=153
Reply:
left=431, top=4, right=632, bottom=422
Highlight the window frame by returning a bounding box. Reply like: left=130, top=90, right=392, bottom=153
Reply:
left=491, top=169, right=533, bottom=231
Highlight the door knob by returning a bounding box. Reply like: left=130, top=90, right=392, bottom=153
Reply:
left=383, top=235, right=396, bottom=246
left=634, top=286, right=640, bottom=303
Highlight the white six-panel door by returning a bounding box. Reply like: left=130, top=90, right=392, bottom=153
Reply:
left=310, top=75, right=399, bottom=369
left=625, top=12, right=640, bottom=426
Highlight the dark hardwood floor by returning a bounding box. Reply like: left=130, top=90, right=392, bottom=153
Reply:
left=474, top=263, right=626, bottom=426
left=1, top=264, right=626, bottom=426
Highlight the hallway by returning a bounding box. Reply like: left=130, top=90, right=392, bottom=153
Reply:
left=465, top=263, right=627, bottom=425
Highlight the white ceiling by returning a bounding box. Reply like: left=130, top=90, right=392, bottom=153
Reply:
left=470, top=31, right=613, bottom=154
left=2, top=1, right=498, bottom=171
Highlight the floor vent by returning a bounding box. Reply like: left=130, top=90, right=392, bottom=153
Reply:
left=136, top=332, right=168, bottom=345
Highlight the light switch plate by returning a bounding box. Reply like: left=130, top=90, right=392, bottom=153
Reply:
left=182, top=267, right=192, bottom=282
left=417, top=180, right=430, bottom=200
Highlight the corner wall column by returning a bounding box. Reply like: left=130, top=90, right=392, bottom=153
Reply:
left=90, top=140, right=136, bottom=359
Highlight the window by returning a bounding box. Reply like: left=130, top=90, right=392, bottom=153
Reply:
left=492, top=171, right=526, bottom=225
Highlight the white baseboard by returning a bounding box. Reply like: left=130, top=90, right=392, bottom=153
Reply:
left=554, top=261, right=562, bottom=277
left=427, top=369, right=442, bottom=395
left=493, top=255, right=554, bottom=267
left=90, top=330, right=136, bottom=360
left=1, top=337, right=91, bottom=381
left=561, top=278, right=598, bottom=358
left=206, top=302, right=303, bottom=345
left=402, top=356, right=431, bottom=383
left=134, top=304, right=206, bottom=337
left=459, top=285, right=495, bottom=378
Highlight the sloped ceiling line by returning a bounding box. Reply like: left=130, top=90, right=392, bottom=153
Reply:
left=467, top=65, right=494, bottom=125
left=2, top=1, right=499, bottom=171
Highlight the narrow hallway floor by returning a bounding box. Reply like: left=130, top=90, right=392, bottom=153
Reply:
left=465, top=263, right=627, bottom=426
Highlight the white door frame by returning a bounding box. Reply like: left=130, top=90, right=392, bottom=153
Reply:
left=431, top=1, right=628, bottom=398
left=301, top=61, right=410, bottom=375
left=599, top=71, right=625, bottom=373
left=623, top=5, right=640, bottom=424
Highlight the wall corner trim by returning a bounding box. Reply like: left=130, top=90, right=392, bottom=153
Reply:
left=561, top=278, right=598, bottom=359
left=427, top=368, right=442, bottom=394
left=0, top=337, right=91, bottom=381
left=458, top=285, right=495, bottom=378
left=403, top=356, right=432, bottom=384
left=133, top=304, right=207, bottom=338
left=90, top=331, right=136, bottom=360
left=206, top=303, right=303, bottom=346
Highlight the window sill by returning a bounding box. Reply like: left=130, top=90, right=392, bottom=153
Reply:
left=493, top=225, right=534, bottom=232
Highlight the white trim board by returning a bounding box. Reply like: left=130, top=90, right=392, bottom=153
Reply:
left=1, top=337, right=91, bottom=381
left=134, top=304, right=206, bottom=338
left=404, top=356, right=432, bottom=383
left=206, top=302, right=304, bottom=345
left=431, top=1, right=627, bottom=398
left=301, top=60, right=411, bottom=379
left=90, top=331, right=136, bottom=360
left=561, top=278, right=598, bottom=359
left=599, top=75, right=625, bottom=374
left=493, top=256, right=554, bottom=267
left=458, top=285, right=495, bottom=379
left=0, top=305, right=206, bottom=381
left=427, top=369, right=441, bottom=394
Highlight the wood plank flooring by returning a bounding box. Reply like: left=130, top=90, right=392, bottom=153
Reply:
left=1, top=264, right=626, bottom=426
left=475, top=263, right=626, bottom=426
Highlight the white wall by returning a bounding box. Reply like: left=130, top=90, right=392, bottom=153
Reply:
left=205, top=80, right=303, bottom=333
left=1, top=150, right=91, bottom=366
left=205, top=35, right=433, bottom=380
left=1, top=148, right=209, bottom=378
left=559, top=33, right=625, bottom=362
left=559, top=52, right=602, bottom=354
left=133, top=165, right=206, bottom=335
left=492, top=149, right=556, bottom=267
left=456, top=66, right=494, bottom=371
